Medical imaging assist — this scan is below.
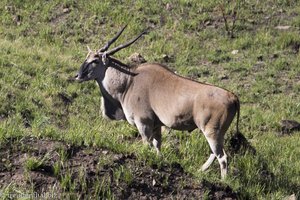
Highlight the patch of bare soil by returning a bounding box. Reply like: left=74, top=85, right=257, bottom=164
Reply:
left=0, top=137, right=238, bottom=199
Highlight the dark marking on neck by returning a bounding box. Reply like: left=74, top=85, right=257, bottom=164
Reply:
left=108, top=57, right=138, bottom=76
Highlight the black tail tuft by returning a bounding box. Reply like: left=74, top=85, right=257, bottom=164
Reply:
left=235, top=97, right=240, bottom=134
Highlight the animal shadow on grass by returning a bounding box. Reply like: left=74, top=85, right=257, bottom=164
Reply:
left=228, top=132, right=300, bottom=198
left=228, top=131, right=256, bottom=156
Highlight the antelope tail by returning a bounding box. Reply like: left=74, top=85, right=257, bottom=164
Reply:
left=235, top=98, right=240, bottom=133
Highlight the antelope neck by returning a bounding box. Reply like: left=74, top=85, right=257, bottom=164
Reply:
left=107, top=57, right=137, bottom=76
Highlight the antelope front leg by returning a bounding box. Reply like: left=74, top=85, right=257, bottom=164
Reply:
left=135, top=119, right=153, bottom=147
left=135, top=119, right=162, bottom=155
left=152, top=126, right=162, bottom=155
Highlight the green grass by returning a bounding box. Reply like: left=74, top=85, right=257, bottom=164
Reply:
left=0, top=0, right=300, bottom=199
left=24, top=156, right=45, bottom=171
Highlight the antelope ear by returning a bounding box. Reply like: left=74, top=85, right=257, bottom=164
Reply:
left=87, top=45, right=92, bottom=53
left=101, top=53, right=108, bottom=65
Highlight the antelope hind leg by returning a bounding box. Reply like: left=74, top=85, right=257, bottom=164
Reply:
left=201, top=153, right=216, bottom=171
left=202, top=128, right=228, bottom=179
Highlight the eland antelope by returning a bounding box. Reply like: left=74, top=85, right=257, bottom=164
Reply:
left=75, top=25, right=240, bottom=179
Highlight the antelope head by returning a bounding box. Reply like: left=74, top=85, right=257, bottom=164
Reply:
left=75, top=25, right=146, bottom=82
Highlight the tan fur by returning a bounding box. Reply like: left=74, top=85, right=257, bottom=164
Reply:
left=76, top=45, right=239, bottom=180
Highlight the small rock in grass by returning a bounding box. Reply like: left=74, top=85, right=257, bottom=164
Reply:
left=63, top=8, right=71, bottom=13
left=204, top=20, right=212, bottom=26
left=283, top=194, right=296, bottom=200
left=218, top=74, right=229, bottom=80
left=275, top=25, right=290, bottom=30
left=152, top=178, right=156, bottom=186
left=231, top=50, right=239, bottom=55
left=165, top=3, right=173, bottom=11
left=102, top=150, right=109, bottom=155
left=161, top=54, right=172, bottom=62
left=5, top=6, right=14, bottom=11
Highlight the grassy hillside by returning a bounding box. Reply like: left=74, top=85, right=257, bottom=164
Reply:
left=0, top=0, right=300, bottom=199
